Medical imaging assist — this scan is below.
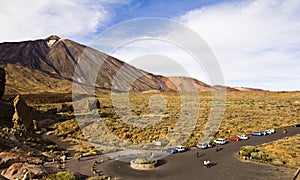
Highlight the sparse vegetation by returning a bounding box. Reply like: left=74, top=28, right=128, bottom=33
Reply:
left=32, top=91, right=300, bottom=151
left=45, top=171, right=79, bottom=180
left=133, top=157, right=156, bottom=165
left=75, top=91, right=299, bottom=148
left=239, top=146, right=272, bottom=162
left=239, top=134, right=300, bottom=169
left=257, top=134, right=300, bottom=169
left=4, top=90, right=297, bottom=178
left=131, top=156, right=157, bottom=170
left=87, top=176, right=111, bottom=180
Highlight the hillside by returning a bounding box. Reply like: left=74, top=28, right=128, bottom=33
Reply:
left=0, top=35, right=240, bottom=95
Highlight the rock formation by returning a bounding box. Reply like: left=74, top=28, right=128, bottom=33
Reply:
left=0, top=68, right=35, bottom=131
left=1, top=163, right=45, bottom=180
left=0, top=67, right=5, bottom=99
left=0, top=67, right=14, bottom=128
left=12, top=95, right=34, bottom=132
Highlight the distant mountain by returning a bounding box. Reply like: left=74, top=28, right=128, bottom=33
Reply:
left=0, top=35, right=240, bottom=95
left=164, top=76, right=212, bottom=92
left=233, top=87, right=265, bottom=92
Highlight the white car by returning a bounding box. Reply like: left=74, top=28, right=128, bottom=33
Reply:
left=261, top=131, right=267, bottom=136
left=265, top=129, right=275, bottom=134
left=214, top=138, right=227, bottom=145
left=238, top=134, right=249, bottom=140
left=175, top=145, right=186, bottom=152
left=197, top=142, right=214, bottom=149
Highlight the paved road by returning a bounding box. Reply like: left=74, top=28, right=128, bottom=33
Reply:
left=97, top=126, right=300, bottom=180
left=59, top=126, right=299, bottom=179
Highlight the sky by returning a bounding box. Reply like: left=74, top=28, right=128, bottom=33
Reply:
left=0, top=0, right=300, bottom=91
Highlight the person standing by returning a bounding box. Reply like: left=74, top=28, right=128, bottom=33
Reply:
left=63, top=154, right=67, bottom=163
left=77, top=154, right=82, bottom=162
left=40, top=158, right=44, bottom=167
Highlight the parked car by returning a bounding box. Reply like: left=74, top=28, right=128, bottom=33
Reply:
left=214, top=138, right=227, bottom=145
left=260, top=130, right=268, bottom=135
left=175, top=145, right=186, bottom=152
left=265, top=129, right=275, bottom=134
left=229, top=136, right=241, bottom=141
left=166, top=148, right=177, bottom=154
left=238, top=134, right=249, bottom=140
left=252, top=132, right=262, bottom=136
left=197, top=142, right=214, bottom=149
left=294, top=124, right=300, bottom=127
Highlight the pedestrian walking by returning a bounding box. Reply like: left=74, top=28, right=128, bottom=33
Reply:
left=282, top=128, right=287, bottom=134
left=63, top=154, right=67, bottom=163
left=40, top=158, right=44, bottom=166
left=196, top=152, right=199, bottom=158
left=77, top=154, right=82, bottom=162
left=215, top=145, right=219, bottom=152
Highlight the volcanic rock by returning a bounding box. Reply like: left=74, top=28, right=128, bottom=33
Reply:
left=1, top=163, right=45, bottom=180
left=0, top=67, right=5, bottom=99
left=12, top=95, right=34, bottom=132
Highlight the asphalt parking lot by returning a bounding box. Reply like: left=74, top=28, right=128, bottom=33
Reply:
left=99, top=126, right=299, bottom=180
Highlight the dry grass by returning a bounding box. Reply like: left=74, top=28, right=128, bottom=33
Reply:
left=87, top=91, right=300, bottom=147
left=257, top=134, right=300, bottom=169
left=38, top=91, right=300, bottom=154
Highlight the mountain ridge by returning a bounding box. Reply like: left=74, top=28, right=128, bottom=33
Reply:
left=0, top=35, right=242, bottom=95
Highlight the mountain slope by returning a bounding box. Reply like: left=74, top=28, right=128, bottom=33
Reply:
left=0, top=35, right=172, bottom=94
left=0, top=35, right=233, bottom=95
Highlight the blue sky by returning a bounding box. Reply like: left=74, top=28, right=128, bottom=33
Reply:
left=105, top=0, right=224, bottom=25
left=0, top=0, right=300, bottom=91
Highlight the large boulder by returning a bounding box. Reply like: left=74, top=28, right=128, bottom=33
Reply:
left=1, top=163, right=45, bottom=180
left=12, top=95, right=34, bottom=132
left=0, top=68, right=5, bottom=99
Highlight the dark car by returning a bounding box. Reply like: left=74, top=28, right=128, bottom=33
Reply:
left=166, top=148, right=177, bottom=154
left=294, top=124, right=300, bottom=127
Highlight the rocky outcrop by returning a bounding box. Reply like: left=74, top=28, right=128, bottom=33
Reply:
left=0, top=67, right=14, bottom=128
left=0, top=67, right=5, bottom=99
left=1, top=163, right=45, bottom=180
left=0, top=69, right=36, bottom=131
left=12, top=95, right=34, bottom=132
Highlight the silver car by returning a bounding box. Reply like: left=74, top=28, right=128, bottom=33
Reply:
left=197, top=142, right=214, bottom=149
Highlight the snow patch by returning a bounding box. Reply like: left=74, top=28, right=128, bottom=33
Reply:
left=47, top=39, right=57, bottom=47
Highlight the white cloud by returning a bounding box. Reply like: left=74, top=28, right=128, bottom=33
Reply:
left=179, top=0, right=300, bottom=90
left=92, top=18, right=223, bottom=86
left=0, top=0, right=124, bottom=43
left=111, top=39, right=209, bottom=84
left=1, top=0, right=299, bottom=91
left=101, top=1, right=300, bottom=90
